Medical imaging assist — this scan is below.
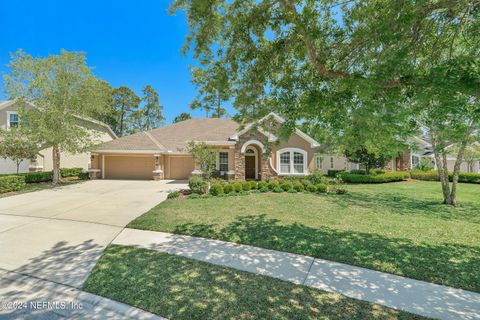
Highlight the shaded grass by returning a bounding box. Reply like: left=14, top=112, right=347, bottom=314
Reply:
left=0, top=178, right=85, bottom=198
left=84, top=245, right=426, bottom=320
left=128, top=181, right=480, bottom=292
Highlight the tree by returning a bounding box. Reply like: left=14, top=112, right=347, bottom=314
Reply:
left=128, top=85, right=165, bottom=134
left=112, top=86, right=140, bottom=136
left=173, top=112, right=192, bottom=123
left=4, top=50, right=111, bottom=184
left=0, top=128, right=39, bottom=173
left=189, top=63, right=229, bottom=118
left=187, top=141, right=216, bottom=179
left=171, top=0, right=480, bottom=205
left=448, top=142, right=480, bottom=173
left=344, top=146, right=390, bottom=174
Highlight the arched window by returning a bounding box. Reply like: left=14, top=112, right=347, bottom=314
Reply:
left=277, top=148, right=307, bottom=175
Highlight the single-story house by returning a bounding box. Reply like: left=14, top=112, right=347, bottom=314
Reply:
left=90, top=112, right=359, bottom=180
left=0, top=100, right=117, bottom=174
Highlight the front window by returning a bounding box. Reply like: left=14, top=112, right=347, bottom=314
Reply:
left=315, top=154, right=323, bottom=170
left=278, top=148, right=307, bottom=175
left=8, top=112, right=19, bottom=129
left=219, top=151, right=229, bottom=172
left=330, top=156, right=334, bottom=169
left=412, top=155, right=420, bottom=168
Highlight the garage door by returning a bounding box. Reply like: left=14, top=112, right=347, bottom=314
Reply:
left=168, top=156, right=195, bottom=179
left=104, top=155, right=155, bottom=180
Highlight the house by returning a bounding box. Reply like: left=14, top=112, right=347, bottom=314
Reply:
left=389, top=136, right=480, bottom=173
left=90, top=112, right=349, bottom=180
left=0, top=100, right=117, bottom=174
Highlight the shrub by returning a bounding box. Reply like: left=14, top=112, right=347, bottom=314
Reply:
left=350, top=169, right=367, bottom=175
left=250, top=189, right=260, bottom=194
left=336, top=188, right=348, bottom=194
left=280, top=181, right=293, bottom=191
left=257, top=181, right=268, bottom=189
left=327, top=169, right=344, bottom=177
left=415, top=158, right=435, bottom=172
left=239, top=191, right=250, bottom=196
left=78, top=171, right=89, bottom=180
left=272, top=186, right=283, bottom=193
left=209, top=183, right=224, bottom=196
left=410, top=170, right=480, bottom=184
left=249, top=180, right=258, bottom=190
left=188, top=176, right=209, bottom=194
left=339, top=172, right=409, bottom=183
left=267, top=180, right=279, bottom=190
left=287, top=188, right=297, bottom=193
left=372, top=169, right=386, bottom=175
left=309, top=170, right=325, bottom=184
left=188, top=193, right=201, bottom=199
left=306, top=184, right=317, bottom=192
left=233, top=182, right=243, bottom=192
left=60, top=167, right=84, bottom=177
left=0, top=175, right=26, bottom=193
left=22, top=171, right=53, bottom=183
left=224, top=183, right=234, bottom=194
left=242, top=181, right=252, bottom=191
left=410, top=170, right=438, bottom=181
left=259, top=186, right=269, bottom=193
left=316, top=183, right=328, bottom=193
left=293, top=182, right=304, bottom=192
left=167, top=191, right=180, bottom=199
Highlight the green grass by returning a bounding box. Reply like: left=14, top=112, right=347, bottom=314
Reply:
left=0, top=178, right=85, bottom=198
left=84, top=245, right=426, bottom=320
left=128, top=181, right=480, bottom=292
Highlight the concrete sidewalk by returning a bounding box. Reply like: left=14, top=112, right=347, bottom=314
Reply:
left=113, top=228, right=480, bottom=320
left=0, top=269, right=163, bottom=319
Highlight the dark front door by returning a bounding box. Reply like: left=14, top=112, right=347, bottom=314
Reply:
left=245, top=156, right=256, bottom=180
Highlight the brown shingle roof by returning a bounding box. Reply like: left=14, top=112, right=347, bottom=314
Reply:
left=94, top=118, right=240, bottom=153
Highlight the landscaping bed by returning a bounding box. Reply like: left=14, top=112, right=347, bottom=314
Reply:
left=129, top=181, right=480, bottom=292
left=84, top=244, right=425, bottom=320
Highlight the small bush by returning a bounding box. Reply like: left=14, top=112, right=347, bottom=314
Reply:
left=327, top=169, right=344, bottom=177
left=339, top=172, right=409, bottom=183
left=336, top=188, right=348, bottom=194
left=60, top=167, right=84, bottom=177
left=209, top=183, right=224, bottom=196
left=259, top=186, right=269, bottom=192
left=188, top=176, right=209, bottom=194
left=242, top=181, right=252, bottom=191
left=309, top=170, right=325, bottom=184
left=167, top=191, right=180, bottom=199
left=22, top=171, right=53, bottom=183
left=267, top=180, right=279, bottom=190
left=280, top=181, right=293, bottom=191
left=233, top=182, right=243, bottom=193
left=257, top=181, right=268, bottom=189
left=78, top=171, right=89, bottom=180
left=188, top=193, right=201, bottom=199
left=316, top=183, right=328, bottom=193
left=300, top=179, right=312, bottom=187
left=272, top=186, right=283, bottom=193
left=287, top=189, right=297, bottom=193
left=372, top=169, right=386, bottom=175
left=249, top=180, right=258, bottom=190
left=0, top=176, right=26, bottom=193
left=293, top=182, right=304, bottom=192
left=306, top=184, right=317, bottom=192
left=224, top=183, right=234, bottom=194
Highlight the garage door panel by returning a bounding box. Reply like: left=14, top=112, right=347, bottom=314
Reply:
left=105, top=156, right=154, bottom=180
left=168, top=156, right=194, bottom=179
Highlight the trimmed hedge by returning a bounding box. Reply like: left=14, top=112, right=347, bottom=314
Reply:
left=0, top=167, right=87, bottom=183
left=410, top=170, right=480, bottom=184
left=0, top=176, right=26, bottom=194
left=340, top=172, right=410, bottom=183
left=327, top=169, right=344, bottom=177
left=209, top=183, right=224, bottom=196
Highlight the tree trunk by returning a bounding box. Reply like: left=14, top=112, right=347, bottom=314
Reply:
left=431, top=132, right=452, bottom=204
left=449, top=127, right=472, bottom=207
left=52, top=146, right=61, bottom=185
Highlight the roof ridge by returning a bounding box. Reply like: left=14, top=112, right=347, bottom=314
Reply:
left=144, top=131, right=165, bottom=150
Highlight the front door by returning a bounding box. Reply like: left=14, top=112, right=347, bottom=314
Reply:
left=245, top=156, right=256, bottom=180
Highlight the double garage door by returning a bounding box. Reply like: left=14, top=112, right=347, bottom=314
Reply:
left=104, top=155, right=155, bottom=180
left=103, top=155, right=194, bottom=180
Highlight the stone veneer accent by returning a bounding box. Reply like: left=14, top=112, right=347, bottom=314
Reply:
left=234, top=131, right=277, bottom=181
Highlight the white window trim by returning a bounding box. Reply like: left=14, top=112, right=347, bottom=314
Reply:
left=315, top=154, right=323, bottom=170
left=216, top=150, right=230, bottom=173
left=276, top=148, right=308, bottom=176
left=6, top=111, right=19, bottom=129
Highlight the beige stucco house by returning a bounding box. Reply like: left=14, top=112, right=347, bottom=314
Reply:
left=90, top=112, right=355, bottom=180
left=0, top=100, right=117, bottom=174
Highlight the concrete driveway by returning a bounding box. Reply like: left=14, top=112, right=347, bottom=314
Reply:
left=0, top=179, right=187, bottom=288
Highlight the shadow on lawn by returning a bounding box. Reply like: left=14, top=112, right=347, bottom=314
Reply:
left=329, top=191, right=480, bottom=224
left=174, top=215, right=480, bottom=292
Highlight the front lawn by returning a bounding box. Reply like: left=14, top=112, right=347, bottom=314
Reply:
left=84, top=245, right=425, bottom=320
left=128, top=181, right=480, bottom=292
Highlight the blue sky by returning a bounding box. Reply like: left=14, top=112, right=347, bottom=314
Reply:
left=0, top=0, right=234, bottom=123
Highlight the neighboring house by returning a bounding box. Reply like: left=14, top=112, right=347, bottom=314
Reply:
left=91, top=112, right=348, bottom=180
left=0, top=100, right=117, bottom=174
left=388, top=136, right=480, bottom=173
